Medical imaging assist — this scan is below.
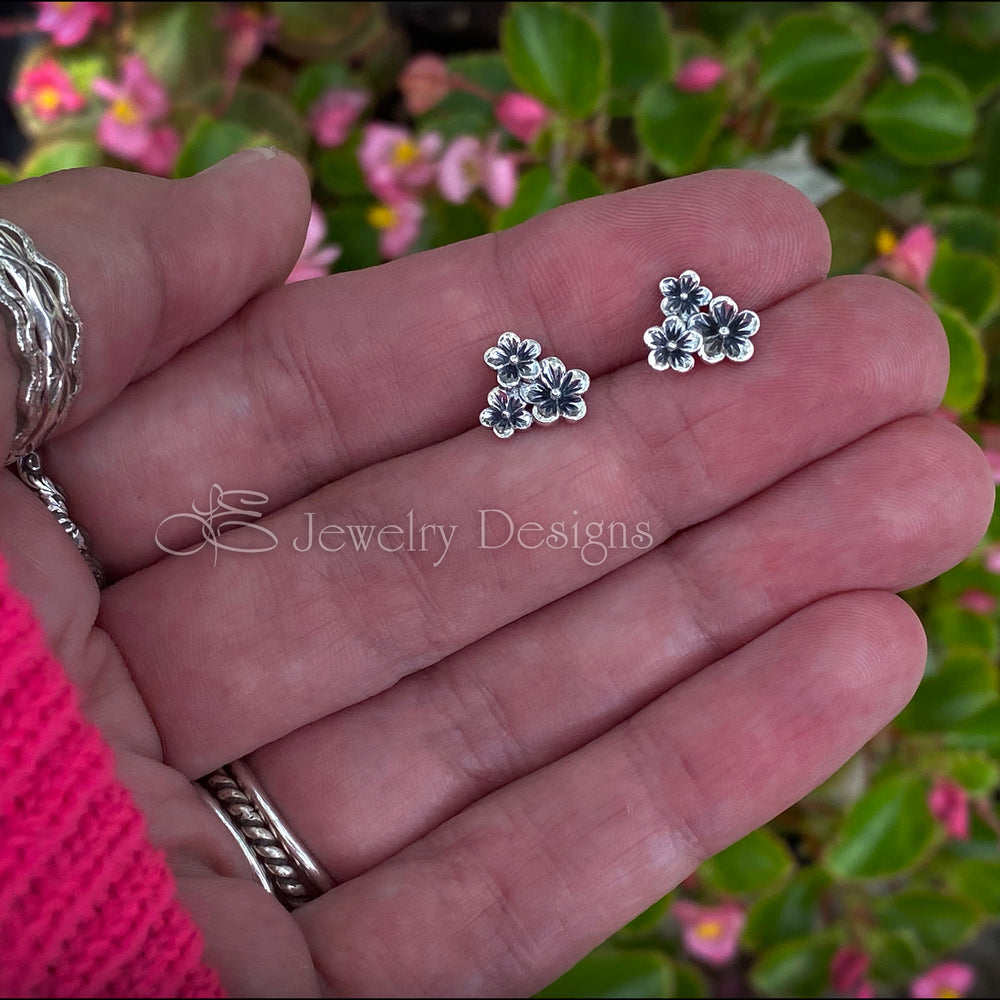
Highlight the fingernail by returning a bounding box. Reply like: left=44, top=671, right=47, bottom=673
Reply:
left=201, top=146, right=285, bottom=174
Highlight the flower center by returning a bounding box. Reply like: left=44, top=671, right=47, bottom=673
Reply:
left=56, top=2, right=75, bottom=11
left=666, top=341, right=677, bottom=350
left=680, top=292, right=688, bottom=300
left=550, top=387, right=562, bottom=399
left=694, top=919, right=724, bottom=941
left=111, top=97, right=141, bottom=126
left=366, top=204, right=399, bottom=230
left=935, top=990, right=960, bottom=999
left=508, top=354, right=519, bottom=364
left=718, top=325, right=730, bottom=336
left=392, top=139, right=420, bottom=167
left=36, top=86, right=62, bottom=113
left=874, top=227, right=898, bottom=256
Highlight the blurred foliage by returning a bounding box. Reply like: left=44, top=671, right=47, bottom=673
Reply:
left=9, top=1, right=1000, bottom=996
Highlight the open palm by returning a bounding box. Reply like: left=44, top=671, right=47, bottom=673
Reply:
left=1, top=152, right=992, bottom=997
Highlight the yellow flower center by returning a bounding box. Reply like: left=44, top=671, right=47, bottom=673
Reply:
left=36, top=86, right=62, bottom=113
left=366, top=204, right=399, bottom=230
left=890, top=35, right=912, bottom=53
left=56, top=2, right=75, bottom=11
left=392, top=139, right=419, bottom=167
left=111, top=97, right=141, bottom=126
left=694, top=919, right=724, bottom=940
left=874, top=227, right=898, bottom=256
left=935, top=990, right=960, bottom=999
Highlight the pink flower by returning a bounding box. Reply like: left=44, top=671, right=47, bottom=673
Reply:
left=675, top=56, right=726, bottom=93
left=438, top=133, right=517, bottom=208
left=985, top=545, right=1000, bottom=575
left=928, top=778, right=970, bottom=840
left=876, top=224, right=937, bottom=291
left=887, top=36, right=919, bottom=85
left=495, top=92, right=550, bottom=143
left=910, top=962, right=974, bottom=998
left=831, top=947, right=871, bottom=994
left=366, top=198, right=424, bottom=259
left=216, top=5, right=280, bottom=78
left=358, top=123, right=441, bottom=202
left=399, top=54, right=451, bottom=115
left=958, top=589, right=997, bottom=615
left=981, top=448, right=1000, bottom=484
left=92, top=56, right=178, bottom=175
left=12, top=57, right=85, bottom=122
left=286, top=205, right=341, bottom=283
left=308, top=88, right=368, bottom=148
left=36, top=1, right=111, bottom=47
left=856, top=983, right=876, bottom=999
left=673, top=900, right=745, bottom=966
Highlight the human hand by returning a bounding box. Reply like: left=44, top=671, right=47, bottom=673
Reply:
left=1, top=152, right=993, bottom=996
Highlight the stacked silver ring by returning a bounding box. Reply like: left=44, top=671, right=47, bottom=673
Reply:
left=199, top=760, right=335, bottom=910
left=0, top=218, right=82, bottom=464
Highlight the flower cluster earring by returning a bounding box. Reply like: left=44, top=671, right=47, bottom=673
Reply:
left=479, top=332, right=590, bottom=438
left=645, top=269, right=760, bottom=372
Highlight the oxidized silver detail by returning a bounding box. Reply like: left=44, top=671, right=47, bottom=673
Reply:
left=645, top=316, right=703, bottom=373
left=690, top=295, right=759, bottom=364
left=484, top=331, right=542, bottom=389
left=660, top=269, right=713, bottom=322
left=13, top=451, right=105, bottom=587
left=0, top=218, right=82, bottom=464
left=480, top=385, right=533, bottom=438
left=521, top=357, right=589, bottom=423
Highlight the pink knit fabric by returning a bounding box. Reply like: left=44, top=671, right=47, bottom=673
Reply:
left=0, top=556, right=225, bottom=998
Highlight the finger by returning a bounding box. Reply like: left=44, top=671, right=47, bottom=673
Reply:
left=99, top=274, right=948, bottom=774
left=244, top=414, right=993, bottom=878
left=297, top=592, right=926, bottom=997
left=0, top=150, right=310, bottom=454
left=45, top=170, right=831, bottom=573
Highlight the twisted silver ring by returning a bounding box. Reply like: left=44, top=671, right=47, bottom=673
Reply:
left=0, top=218, right=82, bottom=464
left=199, top=760, right=334, bottom=910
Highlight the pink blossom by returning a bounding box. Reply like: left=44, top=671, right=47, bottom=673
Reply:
left=673, top=900, right=745, bottom=966
left=36, top=2, right=111, bottom=47
left=855, top=983, right=876, bottom=999
left=366, top=198, right=424, bottom=259
left=358, top=123, right=441, bottom=202
left=888, top=36, right=919, bottom=85
left=286, top=205, right=341, bottom=283
left=676, top=56, right=726, bottom=93
left=879, top=223, right=937, bottom=291
left=13, top=57, right=85, bottom=122
left=308, top=88, right=368, bottom=148
left=399, top=54, right=451, bottom=115
left=985, top=545, right=1000, bottom=575
left=958, top=589, right=997, bottom=615
left=216, top=6, right=279, bottom=78
left=910, top=962, right=974, bottom=998
left=92, top=56, right=178, bottom=175
left=438, top=133, right=517, bottom=208
left=831, top=947, right=871, bottom=994
left=981, top=448, right=1000, bottom=483
left=928, top=778, right=970, bottom=840
left=495, top=92, right=550, bottom=143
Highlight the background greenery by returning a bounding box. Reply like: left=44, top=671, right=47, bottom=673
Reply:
left=8, top=2, right=1000, bottom=996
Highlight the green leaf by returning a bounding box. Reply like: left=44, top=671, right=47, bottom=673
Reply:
left=909, top=29, right=1000, bottom=103
left=316, top=144, right=367, bottom=196
left=494, top=163, right=602, bottom=230
left=927, top=205, right=1000, bottom=258
left=173, top=117, right=257, bottom=178
left=449, top=52, right=515, bottom=92
left=926, top=602, right=1000, bottom=655
left=536, top=947, right=675, bottom=999
left=0, top=162, right=16, bottom=184
left=895, top=650, right=997, bottom=732
left=862, top=69, right=976, bottom=165
left=826, top=773, right=936, bottom=878
left=944, top=750, right=1000, bottom=795
left=579, top=2, right=673, bottom=92
left=936, top=305, right=987, bottom=414
left=929, top=240, right=1000, bottom=326
left=131, top=2, right=226, bottom=97
left=867, top=930, right=924, bottom=982
left=224, top=84, right=310, bottom=158
left=271, top=1, right=389, bottom=61
left=946, top=702, right=1000, bottom=750
left=501, top=2, right=606, bottom=117
left=749, top=933, right=840, bottom=998
left=948, top=858, right=1000, bottom=915
left=621, top=895, right=671, bottom=935
left=744, top=869, right=831, bottom=952
left=636, top=81, right=726, bottom=175
left=292, top=60, right=356, bottom=114
left=874, top=891, right=982, bottom=956
left=673, top=962, right=709, bottom=998
left=324, top=202, right=380, bottom=273
left=19, top=139, right=101, bottom=178
left=836, top=150, right=930, bottom=202
left=975, top=102, right=1000, bottom=210
left=758, top=12, right=872, bottom=109
left=699, top=827, right=794, bottom=894
left=818, top=189, right=894, bottom=277
left=426, top=200, right=489, bottom=249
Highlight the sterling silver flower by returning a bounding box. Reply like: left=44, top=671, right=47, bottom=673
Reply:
left=484, top=331, right=542, bottom=388
left=659, top=269, right=713, bottom=322
left=521, top=356, right=590, bottom=423
left=644, top=316, right=703, bottom=372
left=480, top=386, right=533, bottom=438
left=690, top=295, right=759, bottom=364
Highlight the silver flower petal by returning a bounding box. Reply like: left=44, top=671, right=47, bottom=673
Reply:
left=725, top=337, right=754, bottom=362
left=561, top=398, right=586, bottom=421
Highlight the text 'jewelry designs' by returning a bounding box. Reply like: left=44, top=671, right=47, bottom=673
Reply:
left=480, top=332, right=590, bottom=438
left=647, top=269, right=760, bottom=371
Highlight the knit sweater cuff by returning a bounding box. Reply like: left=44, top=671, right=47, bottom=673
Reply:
left=0, top=558, right=225, bottom=998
